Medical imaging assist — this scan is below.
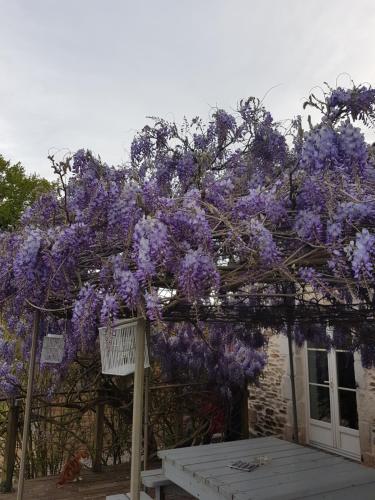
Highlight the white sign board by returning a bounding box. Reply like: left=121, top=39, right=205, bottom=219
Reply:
left=40, top=334, right=65, bottom=364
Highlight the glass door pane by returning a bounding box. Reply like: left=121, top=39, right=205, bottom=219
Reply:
left=308, top=350, right=329, bottom=384
left=336, top=351, right=358, bottom=430
left=309, top=385, right=331, bottom=422
left=308, top=349, right=331, bottom=423
left=338, top=390, right=358, bottom=429
left=336, top=352, right=356, bottom=389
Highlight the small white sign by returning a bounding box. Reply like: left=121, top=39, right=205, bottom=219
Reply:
left=41, top=334, right=65, bottom=364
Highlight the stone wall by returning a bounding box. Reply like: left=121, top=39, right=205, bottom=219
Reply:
left=357, top=366, right=375, bottom=466
left=248, top=335, right=289, bottom=438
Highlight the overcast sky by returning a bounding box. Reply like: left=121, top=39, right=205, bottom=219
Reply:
left=1, top=0, right=375, bottom=179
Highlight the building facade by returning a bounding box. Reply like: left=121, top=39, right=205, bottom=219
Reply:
left=248, top=334, right=375, bottom=466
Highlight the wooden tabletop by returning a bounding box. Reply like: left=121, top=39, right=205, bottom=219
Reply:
left=158, top=436, right=375, bottom=499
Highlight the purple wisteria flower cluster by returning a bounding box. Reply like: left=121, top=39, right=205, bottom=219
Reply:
left=346, top=229, right=375, bottom=279
left=327, top=85, right=375, bottom=121
left=178, top=249, right=220, bottom=300
left=133, top=217, right=170, bottom=283
left=151, top=323, right=266, bottom=398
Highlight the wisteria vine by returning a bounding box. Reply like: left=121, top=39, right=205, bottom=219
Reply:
left=1, top=81, right=375, bottom=396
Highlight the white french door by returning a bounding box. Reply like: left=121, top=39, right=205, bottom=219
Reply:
left=306, top=339, right=360, bottom=460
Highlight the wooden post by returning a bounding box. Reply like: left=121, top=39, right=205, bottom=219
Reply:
left=284, top=284, right=299, bottom=444
left=129, top=318, right=146, bottom=500
left=143, top=320, right=150, bottom=472
left=17, top=309, right=40, bottom=500
left=175, top=386, right=183, bottom=443
left=0, top=399, right=20, bottom=492
left=287, top=321, right=299, bottom=443
left=93, top=390, right=105, bottom=473
left=143, top=370, right=149, bottom=472
left=241, top=385, right=249, bottom=439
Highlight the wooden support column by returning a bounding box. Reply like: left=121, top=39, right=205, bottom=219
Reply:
left=287, top=322, right=299, bottom=443
left=129, top=317, right=146, bottom=500
left=93, top=390, right=105, bottom=473
left=241, top=385, right=249, bottom=439
left=0, top=399, right=20, bottom=493
left=143, top=320, right=150, bottom=472
left=285, top=283, right=299, bottom=444
left=17, top=309, right=40, bottom=500
left=175, top=386, right=183, bottom=443
left=143, top=370, right=149, bottom=472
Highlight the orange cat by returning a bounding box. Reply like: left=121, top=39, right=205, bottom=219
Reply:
left=56, top=449, right=91, bottom=487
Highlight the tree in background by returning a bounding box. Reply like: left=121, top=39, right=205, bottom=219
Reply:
left=0, top=155, right=53, bottom=230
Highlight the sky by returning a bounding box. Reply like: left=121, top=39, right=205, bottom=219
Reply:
left=1, top=0, right=375, bottom=179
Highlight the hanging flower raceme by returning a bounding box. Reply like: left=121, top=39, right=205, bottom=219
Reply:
left=21, top=191, right=61, bottom=227
left=113, top=266, right=140, bottom=311
left=72, top=285, right=102, bottom=352
left=51, top=222, right=91, bottom=267
left=100, top=293, right=119, bottom=326
left=107, top=182, right=141, bottom=238
left=0, top=362, right=19, bottom=397
left=178, top=248, right=220, bottom=300
left=300, top=126, right=339, bottom=172
left=130, top=133, right=153, bottom=164
left=133, top=216, right=170, bottom=283
left=252, top=112, right=288, bottom=167
left=160, top=189, right=213, bottom=252
left=233, top=187, right=287, bottom=224
left=294, top=210, right=323, bottom=243
left=337, top=122, right=369, bottom=175
left=13, top=228, right=42, bottom=282
left=0, top=328, right=15, bottom=364
left=345, top=229, right=375, bottom=280
left=145, top=288, right=163, bottom=321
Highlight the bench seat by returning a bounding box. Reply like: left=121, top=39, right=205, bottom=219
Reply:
left=141, top=469, right=172, bottom=500
left=106, top=493, right=152, bottom=500
left=141, top=468, right=171, bottom=487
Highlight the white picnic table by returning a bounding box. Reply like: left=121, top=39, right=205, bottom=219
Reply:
left=158, top=436, right=375, bottom=499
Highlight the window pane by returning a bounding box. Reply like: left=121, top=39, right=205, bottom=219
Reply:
left=309, top=385, right=331, bottom=422
left=338, top=389, right=358, bottom=429
left=336, top=352, right=356, bottom=389
left=308, top=350, right=329, bottom=385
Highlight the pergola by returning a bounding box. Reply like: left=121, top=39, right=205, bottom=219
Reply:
left=2, top=83, right=375, bottom=499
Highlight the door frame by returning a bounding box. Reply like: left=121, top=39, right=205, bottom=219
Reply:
left=304, top=340, right=361, bottom=461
